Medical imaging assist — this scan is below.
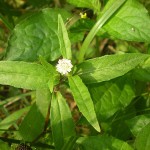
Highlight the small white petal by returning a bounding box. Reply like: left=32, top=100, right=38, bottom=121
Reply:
left=56, top=58, right=73, bottom=75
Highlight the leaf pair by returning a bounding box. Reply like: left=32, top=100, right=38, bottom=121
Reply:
left=50, top=75, right=100, bottom=150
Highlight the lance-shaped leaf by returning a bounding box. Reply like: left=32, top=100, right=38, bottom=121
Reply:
left=58, top=14, right=72, bottom=59
left=39, top=56, right=59, bottom=92
left=19, top=89, right=51, bottom=142
left=76, top=53, right=149, bottom=84
left=36, top=88, right=51, bottom=119
left=0, top=61, right=50, bottom=90
left=68, top=75, right=100, bottom=132
left=18, top=104, right=45, bottom=142
left=50, top=92, right=75, bottom=150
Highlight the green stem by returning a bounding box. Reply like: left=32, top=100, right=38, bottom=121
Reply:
left=78, top=0, right=126, bottom=63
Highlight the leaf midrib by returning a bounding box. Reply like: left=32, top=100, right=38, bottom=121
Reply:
left=77, top=56, right=145, bottom=76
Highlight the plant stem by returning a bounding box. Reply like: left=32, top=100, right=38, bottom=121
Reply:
left=78, top=0, right=127, bottom=63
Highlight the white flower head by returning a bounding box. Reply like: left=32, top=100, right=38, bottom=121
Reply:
left=56, top=58, right=73, bottom=75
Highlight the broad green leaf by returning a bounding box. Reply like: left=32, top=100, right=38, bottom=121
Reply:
left=133, top=57, right=150, bottom=82
left=0, top=140, right=10, bottom=150
left=89, top=75, right=135, bottom=120
left=0, top=61, right=50, bottom=90
left=19, top=103, right=45, bottom=141
left=76, top=53, right=149, bottom=84
left=126, top=115, right=150, bottom=137
left=77, top=135, right=133, bottom=150
left=0, top=106, right=30, bottom=135
left=102, top=0, right=150, bottom=42
left=50, top=92, right=75, bottom=150
left=67, top=0, right=100, bottom=14
left=58, top=14, right=72, bottom=60
left=135, top=122, right=150, bottom=150
left=68, top=75, right=100, bottom=132
left=5, top=8, right=71, bottom=62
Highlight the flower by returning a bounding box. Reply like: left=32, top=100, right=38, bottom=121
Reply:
left=79, top=12, right=87, bottom=19
left=56, top=59, right=73, bottom=75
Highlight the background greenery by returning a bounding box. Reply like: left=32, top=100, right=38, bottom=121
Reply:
left=0, top=0, right=150, bottom=150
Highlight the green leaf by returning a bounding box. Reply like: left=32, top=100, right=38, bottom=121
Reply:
left=135, top=122, right=150, bottom=150
left=108, top=105, right=136, bottom=140
left=39, top=56, right=59, bottom=92
left=126, top=115, right=150, bottom=137
left=0, top=140, right=10, bottom=150
left=19, top=89, right=51, bottom=142
left=58, top=14, right=72, bottom=60
left=50, top=92, right=75, bottom=150
left=133, top=57, right=150, bottom=82
left=0, top=61, right=50, bottom=90
left=76, top=53, right=149, bottom=84
left=89, top=75, right=135, bottom=120
left=0, top=106, right=30, bottom=135
left=36, top=88, right=51, bottom=119
left=67, top=0, right=101, bottom=14
left=77, top=135, right=133, bottom=150
left=18, top=103, right=45, bottom=142
left=68, top=75, right=100, bottom=132
left=103, top=0, right=150, bottom=42
left=78, top=0, right=126, bottom=62
left=5, top=8, right=71, bottom=62
left=39, top=56, right=57, bottom=74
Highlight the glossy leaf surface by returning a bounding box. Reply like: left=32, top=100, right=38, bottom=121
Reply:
left=77, top=53, right=149, bottom=84
left=68, top=75, right=100, bottom=132
left=103, top=0, right=150, bottom=42
left=5, top=8, right=70, bottom=61
left=50, top=92, right=75, bottom=150
left=89, top=76, right=135, bottom=120
left=58, top=14, right=72, bottom=59
left=126, top=115, right=150, bottom=137
left=0, top=61, right=50, bottom=90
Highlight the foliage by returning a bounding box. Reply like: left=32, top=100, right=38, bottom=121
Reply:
left=0, top=0, right=150, bottom=149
